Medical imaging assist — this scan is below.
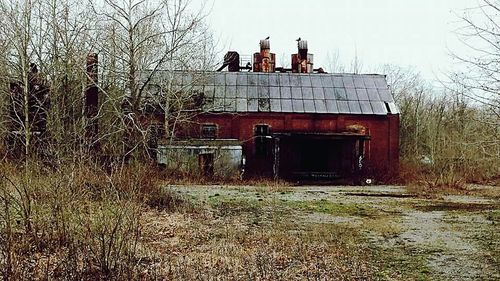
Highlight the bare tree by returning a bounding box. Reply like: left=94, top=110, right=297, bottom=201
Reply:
left=450, top=0, right=500, bottom=115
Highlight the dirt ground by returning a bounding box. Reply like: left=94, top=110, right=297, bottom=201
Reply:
left=141, top=184, right=499, bottom=280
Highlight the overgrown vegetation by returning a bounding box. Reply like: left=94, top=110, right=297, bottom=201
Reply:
left=0, top=160, right=190, bottom=279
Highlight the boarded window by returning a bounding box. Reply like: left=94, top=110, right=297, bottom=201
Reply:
left=255, top=124, right=271, bottom=156
left=201, top=124, right=217, bottom=139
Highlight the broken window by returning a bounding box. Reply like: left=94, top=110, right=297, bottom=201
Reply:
left=255, top=124, right=271, bottom=156
left=201, top=124, right=217, bottom=139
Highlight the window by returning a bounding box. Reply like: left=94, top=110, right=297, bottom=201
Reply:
left=255, top=124, right=271, bottom=156
left=201, top=124, right=217, bottom=139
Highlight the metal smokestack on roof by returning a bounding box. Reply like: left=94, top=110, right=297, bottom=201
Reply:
left=254, top=37, right=275, bottom=72
left=292, top=39, right=313, bottom=73
left=260, top=38, right=270, bottom=50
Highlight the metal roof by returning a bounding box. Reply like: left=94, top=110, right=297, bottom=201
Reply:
left=153, top=71, right=399, bottom=115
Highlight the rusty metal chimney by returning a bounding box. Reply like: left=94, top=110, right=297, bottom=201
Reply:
left=292, top=39, right=314, bottom=73
left=253, top=38, right=275, bottom=72
left=86, top=53, right=99, bottom=149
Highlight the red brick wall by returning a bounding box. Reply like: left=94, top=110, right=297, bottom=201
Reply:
left=184, top=112, right=399, bottom=179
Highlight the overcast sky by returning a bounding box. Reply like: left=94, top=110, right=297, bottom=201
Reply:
left=197, top=0, right=476, bottom=81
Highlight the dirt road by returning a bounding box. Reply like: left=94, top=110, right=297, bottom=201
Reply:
left=144, top=184, right=499, bottom=280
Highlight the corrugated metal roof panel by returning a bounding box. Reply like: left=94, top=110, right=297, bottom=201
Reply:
left=236, top=98, right=247, bottom=112
left=302, top=87, right=313, bottom=99
left=281, top=87, right=291, bottom=99
left=356, top=88, right=369, bottom=101
left=291, top=87, right=302, bottom=99
left=325, top=99, right=339, bottom=113
left=281, top=99, right=292, bottom=112
left=301, top=75, right=312, bottom=87
left=321, top=75, right=334, bottom=87
left=359, top=100, right=373, bottom=114
left=387, top=102, right=400, bottom=114
left=304, top=99, right=315, bottom=113
left=313, top=87, right=325, bottom=99
left=348, top=101, right=362, bottom=114
left=354, top=76, right=365, bottom=88
left=371, top=101, right=387, bottom=115
left=292, top=99, right=304, bottom=112
left=270, top=86, right=280, bottom=98
left=248, top=98, right=258, bottom=112
left=270, top=99, right=281, bottom=112
left=367, top=88, right=380, bottom=101
left=337, top=101, right=350, bottom=114
left=226, top=73, right=237, bottom=85
left=269, top=73, right=279, bottom=86
left=315, top=99, right=327, bottom=113
left=279, top=73, right=291, bottom=86
left=151, top=71, right=396, bottom=115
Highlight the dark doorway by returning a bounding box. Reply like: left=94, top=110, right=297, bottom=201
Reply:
left=199, top=153, right=214, bottom=177
left=274, top=133, right=368, bottom=181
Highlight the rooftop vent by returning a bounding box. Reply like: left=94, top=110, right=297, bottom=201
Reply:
left=292, top=39, right=314, bottom=73
left=253, top=38, right=275, bottom=73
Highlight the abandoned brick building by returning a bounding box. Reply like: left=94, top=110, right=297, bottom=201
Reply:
left=155, top=39, right=400, bottom=182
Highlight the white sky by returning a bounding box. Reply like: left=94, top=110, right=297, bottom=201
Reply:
left=197, top=0, right=476, bottom=82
